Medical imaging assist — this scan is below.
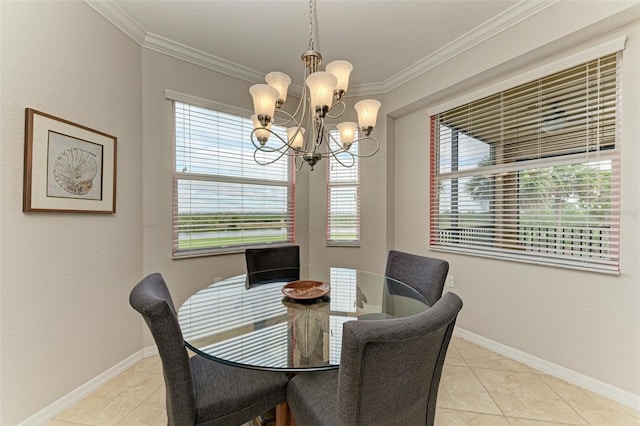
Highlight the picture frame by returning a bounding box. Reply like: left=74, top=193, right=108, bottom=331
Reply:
left=23, top=108, right=117, bottom=213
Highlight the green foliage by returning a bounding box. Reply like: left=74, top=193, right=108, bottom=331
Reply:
left=464, top=160, right=611, bottom=226
left=177, top=212, right=288, bottom=233
left=178, top=233, right=286, bottom=250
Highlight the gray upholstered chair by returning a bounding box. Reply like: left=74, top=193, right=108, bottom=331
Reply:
left=245, top=245, right=300, bottom=286
left=385, top=250, right=449, bottom=306
left=287, top=292, right=463, bottom=426
left=129, top=273, right=288, bottom=426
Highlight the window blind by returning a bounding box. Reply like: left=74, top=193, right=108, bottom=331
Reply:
left=430, top=52, right=621, bottom=274
left=172, top=100, right=295, bottom=257
left=326, top=131, right=360, bottom=246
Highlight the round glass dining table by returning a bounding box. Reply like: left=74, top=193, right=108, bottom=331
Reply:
left=177, top=266, right=429, bottom=372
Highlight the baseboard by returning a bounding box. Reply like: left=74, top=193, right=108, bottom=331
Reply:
left=19, top=348, right=153, bottom=426
left=454, top=328, right=640, bottom=410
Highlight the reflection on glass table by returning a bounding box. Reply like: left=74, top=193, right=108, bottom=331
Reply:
left=177, top=267, right=429, bottom=372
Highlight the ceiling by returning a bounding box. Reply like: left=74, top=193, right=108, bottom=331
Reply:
left=89, top=0, right=554, bottom=95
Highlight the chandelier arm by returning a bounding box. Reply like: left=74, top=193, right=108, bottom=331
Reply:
left=272, top=108, right=300, bottom=128
left=350, top=136, right=381, bottom=158
left=302, top=126, right=347, bottom=158
left=315, top=118, right=328, bottom=152
left=251, top=128, right=301, bottom=155
left=323, top=131, right=380, bottom=159
left=251, top=128, right=311, bottom=160
left=275, top=78, right=309, bottom=127
left=253, top=147, right=289, bottom=166
left=273, top=70, right=308, bottom=127
left=325, top=127, right=347, bottom=153
left=325, top=100, right=346, bottom=120
left=328, top=148, right=356, bottom=168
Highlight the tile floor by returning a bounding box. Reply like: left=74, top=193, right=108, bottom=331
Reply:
left=47, top=337, right=640, bottom=426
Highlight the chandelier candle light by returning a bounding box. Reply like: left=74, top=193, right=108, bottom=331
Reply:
left=249, top=0, right=382, bottom=170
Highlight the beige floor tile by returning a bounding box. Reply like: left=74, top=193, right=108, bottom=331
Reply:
left=45, top=420, right=84, bottom=426
left=437, top=365, right=503, bottom=415
left=118, top=384, right=167, bottom=425
left=54, top=370, right=164, bottom=426
left=451, top=336, right=467, bottom=347
left=435, top=407, right=510, bottom=425
left=539, top=374, right=640, bottom=426
left=474, top=369, right=586, bottom=425
left=445, top=344, right=468, bottom=366
left=454, top=339, right=532, bottom=372
left=130, top=355, right=163, bottom=375
left=507, top=417, right=581, bottom=425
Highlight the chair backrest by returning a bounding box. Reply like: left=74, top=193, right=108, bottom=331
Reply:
left=385, top=250, right=449, bottom=306
left=245, top=245, right=300, bottom=285
left=129, top=273, right=196, bottom=425
left=337, top=292, right=462, bottom=426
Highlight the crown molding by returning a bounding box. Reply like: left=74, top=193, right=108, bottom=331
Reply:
left=143, top=33, right=264, bottom=84
left=347, top=81, right=388, bottom=98
left=383, top=0, right=559, bottom=92
left=84, top=0, right=146, bottom=44
left=85, top=0, right=556, bottom=94
left=83, top=0, right=264, bottom=84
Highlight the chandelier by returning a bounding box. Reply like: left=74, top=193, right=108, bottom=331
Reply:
left=248, top=0, right=382, bottom=171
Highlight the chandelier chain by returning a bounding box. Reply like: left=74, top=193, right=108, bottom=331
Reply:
left=308, top=0, right=315, bottom=51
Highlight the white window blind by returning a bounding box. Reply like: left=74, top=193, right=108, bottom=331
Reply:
left=172, top=100, right=295, bottom=257
left=327, top=131, right=360, bottom=246
left=430, top=52, right=621, bottom=274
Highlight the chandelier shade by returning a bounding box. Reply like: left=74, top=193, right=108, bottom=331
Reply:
left=249, top=84, right=279, bottom=126
left=336, top=121, right=357, bottom=148
left=265, top=72, right=292, bottom=106
left=354, top=99, right=382, bottom=135
left=325, top=60, right=353, bottom=97
left=306, top=71, right=338, bottom=114
left=286, top=127, right=306, bottom=150
left=248, top=0, right=382, bottom=170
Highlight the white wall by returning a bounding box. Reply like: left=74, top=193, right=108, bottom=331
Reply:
left=0, top=2, right=143, bottom=424
left=390, top=3, right=640, bottom=399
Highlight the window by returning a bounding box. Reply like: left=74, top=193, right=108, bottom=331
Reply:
left=170, top=93, right=295, bottom=257
left=327, top=131, right=360, bottom=246
left=430, top=51, right=621, bottom=273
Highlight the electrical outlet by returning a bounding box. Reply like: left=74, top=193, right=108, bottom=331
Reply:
left=445, top=275, right=455, bottom=288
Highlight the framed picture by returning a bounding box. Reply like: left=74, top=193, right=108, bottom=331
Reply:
left=23, top=108, right=117, bottom=213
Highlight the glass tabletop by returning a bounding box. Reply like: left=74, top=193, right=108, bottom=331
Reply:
left=177, top=266, right=430, bottom=372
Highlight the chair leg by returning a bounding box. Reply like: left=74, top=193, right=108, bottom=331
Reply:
left=275, top=402, right=288, bottom=426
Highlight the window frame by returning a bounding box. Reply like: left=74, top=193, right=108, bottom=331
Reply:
left=167, top=90, right=296, bottom=258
